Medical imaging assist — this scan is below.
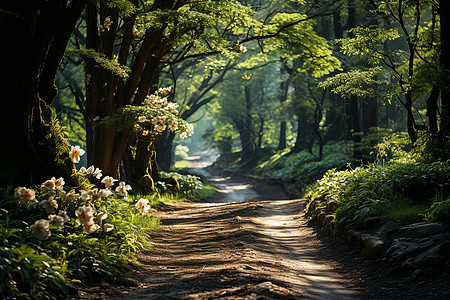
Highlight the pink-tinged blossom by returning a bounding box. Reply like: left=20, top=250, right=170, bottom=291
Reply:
left=14, top=187, right=35, bottom=204
left=103, top=17, right=112, bottom=30
left=30, top=219, right=51, bottom=240
left=40, top=197, right=58, bottom=213
left=69, top=145, right=85, bottom=163
left=58, top=210, right=70, bottom=223
left=83, top=219, right=100, bottom=234
left=41, top=178, right=56, bottom=190
left=169, top=120, right=178, bottom=132
left=49, top=214, right=65, bottom=229
left=158, top=86, right=172, bottom=95
left=75, top=205, right=95, bottom=224
left=55, top=177, right=65, bottom=188
left=97, top=212, right=108, bottom=221
left=103, top=223, right=114, bottom=232
left=135, top=198, right=150, bottom=215
left=101, top=176, right=118, bottom=188
left=154, top=124, right=166, bottom=133
left=115, top=181, right=132, bottom=196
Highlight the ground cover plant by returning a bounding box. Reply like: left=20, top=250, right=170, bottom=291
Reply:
left=254, top=141, right=350, bottom=187
left=304, top=135, right=450, bottom=225
left=0, top=157, right=208, bottom=299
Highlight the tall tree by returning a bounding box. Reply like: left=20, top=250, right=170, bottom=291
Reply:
left=0, top=0, right=87, bottom=186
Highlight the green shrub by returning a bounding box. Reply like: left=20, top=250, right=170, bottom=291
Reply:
left=425, top=198, right=450, bottom=223
left=305, top=160, right=450, bottom=222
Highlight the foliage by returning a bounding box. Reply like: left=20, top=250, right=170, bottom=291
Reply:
left=305, top=159, right=450, bottom=223
left=0, top=167, right=170, bottom=297
left=66, top=48, right=130, bottom=78
left=255, top=141, right=350, bottom=186
left=425, top=198, right=450, bottom=224
left=102, top=87, right=194, bottom=142
left=160, top=172, right=203, bottom=200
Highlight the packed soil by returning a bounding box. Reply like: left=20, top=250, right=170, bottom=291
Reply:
left=76, top=164, right=450, bottom=299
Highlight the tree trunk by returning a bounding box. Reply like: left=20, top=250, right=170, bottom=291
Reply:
left=278, top=58, right=289, bottom=150
left=0, top=0, right=86, bottom=186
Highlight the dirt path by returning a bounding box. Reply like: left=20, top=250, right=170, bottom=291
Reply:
left=77, top=161, right=363, bottom=299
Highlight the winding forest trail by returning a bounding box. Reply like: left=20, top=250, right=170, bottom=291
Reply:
left=77, top=152, right=450, bottom=299
left=78, top=153, right=362, bottom=299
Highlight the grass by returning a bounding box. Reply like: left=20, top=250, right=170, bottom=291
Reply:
left=382, top=202, right=428, bottom=220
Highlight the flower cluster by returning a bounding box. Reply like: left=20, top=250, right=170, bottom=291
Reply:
left=15, top=173, right=131, bottom=240
left=131, top=87, right=193, bottom=140
left=79, top=165, right=103, bottom=179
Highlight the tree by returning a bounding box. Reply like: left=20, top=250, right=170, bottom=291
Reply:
left=0, top=0, right=87, bottom=186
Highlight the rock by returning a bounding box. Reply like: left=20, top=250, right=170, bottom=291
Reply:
left=387, top=241, right=420, bottom=263
left=399, top=222, right=447, bottom=237
left=410, top=269, right=422, bottom=280
left=364, top=236, right=384, bottom=260
left=413, top=244, right=445, bottom=269
left=400, top=260, right=416, bottom=274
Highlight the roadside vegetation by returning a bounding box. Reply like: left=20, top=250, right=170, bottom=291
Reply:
left=0, top=168, right=207, bottom=299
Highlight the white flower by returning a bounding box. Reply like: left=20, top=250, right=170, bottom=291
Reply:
left=101, top=176, right=118, bottom=188
left=133, top=124, right=142, bottom=132
left=69, top=145, right=85, bottom=163
left=86, top=166, right=95, bottom=174
left=103, top=223, right=114, bottom=232
left=55, top=177, right=65, bottom=188
left=40, top=197, right=58, bottom=213
left=99, top=189, right=112, bottom=198
left=30, top=219, right=51, bottom=240
left=135, top=198, right=150, bottom=215
left=93, top=167, right=103, bottom=179
left=115, top=181, right=132, bottom=196
left=58, top=210, right=70, bottom=223
left=239, top=44, right=247, bottom=53
left=166, top=102, right=179, bottom=114
left=154, top=124, right=166, bottom=133
left=49, top=214, right=65, bottom=229
left=83, top=219, right=100, bottom=234
left=80, top=190, right=92, bottom=202
left=14, top=187, right=35, bottom=204
left=75, top=205, right=95, bottom=224
left=97, top=212, right=108, bottom=221
left=41, top=178, right=56, bottom=190
left=138, top=116, right=147, bottom=122
left=67, top=192, right=81, bottom=202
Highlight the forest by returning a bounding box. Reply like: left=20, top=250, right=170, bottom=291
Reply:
left=1, top=0, right=450, bottom=298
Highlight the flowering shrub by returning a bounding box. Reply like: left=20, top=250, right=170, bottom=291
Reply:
left=104, top=87, right=194, bottom=142
left=0, top=154, right=162, bottom=297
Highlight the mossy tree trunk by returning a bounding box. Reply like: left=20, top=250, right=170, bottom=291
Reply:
left=84, top=0, right=169, bottom=178
left=0, top=0, right=86, bottom=186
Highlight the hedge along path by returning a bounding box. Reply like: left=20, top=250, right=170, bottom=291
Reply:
left=76, top=167, right=358, bottom=299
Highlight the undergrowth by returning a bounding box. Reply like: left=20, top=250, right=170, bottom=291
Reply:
left=304, top=133, right=450, bottom=224
left=0, top=168, right=206, bottom=298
